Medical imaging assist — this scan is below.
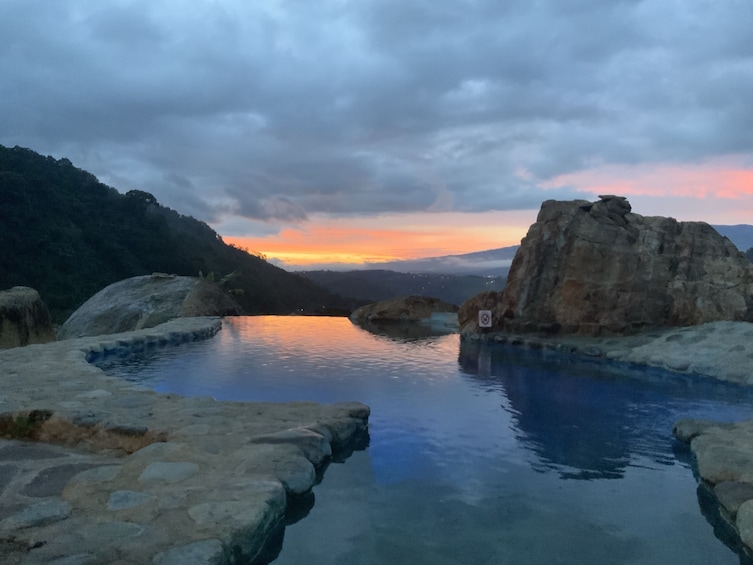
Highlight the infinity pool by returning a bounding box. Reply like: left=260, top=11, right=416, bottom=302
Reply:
left=99, top=316, right=753, bottom=564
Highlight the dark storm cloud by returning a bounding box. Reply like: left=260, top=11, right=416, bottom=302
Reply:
left=1, top=0, right=751, bottom=225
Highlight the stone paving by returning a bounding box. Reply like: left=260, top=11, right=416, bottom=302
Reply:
left=0, top=317, right=369, bottom=564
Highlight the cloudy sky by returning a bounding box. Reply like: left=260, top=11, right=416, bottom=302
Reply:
left=2, top=0, right=752, bottom=269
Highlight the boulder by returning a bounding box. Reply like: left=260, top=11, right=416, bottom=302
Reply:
left=460, top=195, right=753, bottom=336
left=0, top=287, right=56, bottom=348
left=57, top=274, right=243, bottom=339
left=350, top=295, right=458, bottom=325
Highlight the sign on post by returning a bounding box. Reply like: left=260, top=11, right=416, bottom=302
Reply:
left=478, top=310, right=492, bottom=328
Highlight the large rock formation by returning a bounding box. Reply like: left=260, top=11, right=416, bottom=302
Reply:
left=57, top=274, right=243, bottom=339
left=460, top=195, right=753, bottom=336
left=0, top=287, right=56, bottom=348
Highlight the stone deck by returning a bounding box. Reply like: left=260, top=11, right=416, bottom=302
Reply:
left=0, top=317, right=369, bottom=564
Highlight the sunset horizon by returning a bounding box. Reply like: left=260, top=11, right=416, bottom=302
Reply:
left=2, top=1, right=751, bottom=272
left=221, top=173, right=753, bottom=271
left=222, top=208, right=536, bottom=270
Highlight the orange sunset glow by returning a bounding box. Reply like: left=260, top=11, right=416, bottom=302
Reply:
left=222, top=157, right=753, bottom=269
left=224, top=210, right=537, bottom=268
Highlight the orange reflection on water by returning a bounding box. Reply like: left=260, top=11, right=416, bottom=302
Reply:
left=216, top=315, right=460, bottom=379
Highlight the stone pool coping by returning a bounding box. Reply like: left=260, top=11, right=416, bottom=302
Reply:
left=0, top=317, right=369, bottom=564
left=463, top=319, right=753, bottom=386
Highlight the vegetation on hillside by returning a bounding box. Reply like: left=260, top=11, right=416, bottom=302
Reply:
left=298, top=269, right=505, bottom=306
left=0, top=145, right=354, bottom=322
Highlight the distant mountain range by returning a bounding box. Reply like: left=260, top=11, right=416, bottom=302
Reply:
left=363, top=245, right=520, bottom=276
left=298, top=269, right=506, bottom=307
left=713, top=225, right=753, bottom=253
left=297, top=246, right=517, bottom=306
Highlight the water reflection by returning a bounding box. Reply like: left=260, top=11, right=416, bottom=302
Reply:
left=98, top=317, right=753, bottom=564
left=351, top=319, right=457, bottom=342
left=457, top=340, right=749, bottom=480
left=253, top=428, right=373, bottom=565
left=457, top=341, right=753, bottom=562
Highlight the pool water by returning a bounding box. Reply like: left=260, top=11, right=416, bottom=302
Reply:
left=99, top=316, right=753, bottom=564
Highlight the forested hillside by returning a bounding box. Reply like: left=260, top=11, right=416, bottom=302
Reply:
left=298, top=270, right=505, bottom=306
left=0, top=145, right=352, bottom=321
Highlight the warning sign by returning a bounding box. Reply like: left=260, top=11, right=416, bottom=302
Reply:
left=478, top=310, right=492, bottom=328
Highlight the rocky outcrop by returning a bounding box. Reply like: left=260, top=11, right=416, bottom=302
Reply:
left=460, top=195, right=753, bottom=336
left=0, top=287, right=56, bottom=348
left=350, top=295, right=458, bottom=324
left=57, top=274, right=243, bottom=339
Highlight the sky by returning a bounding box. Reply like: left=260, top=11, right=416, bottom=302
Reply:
left=1, top=0, right=752, bottom=270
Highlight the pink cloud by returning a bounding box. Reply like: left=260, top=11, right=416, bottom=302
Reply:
left=549, top=155, right=753, bottom=199
left=546, top=155, right=753, bottom=223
